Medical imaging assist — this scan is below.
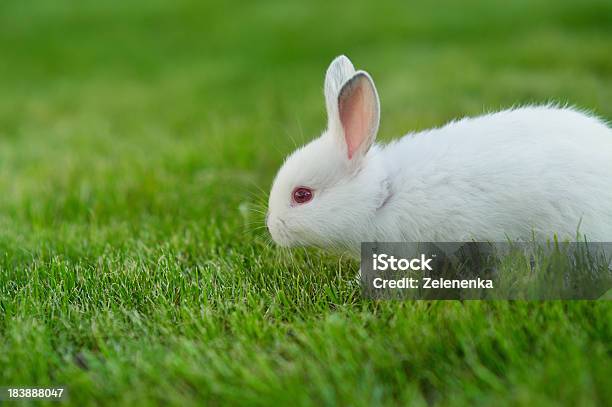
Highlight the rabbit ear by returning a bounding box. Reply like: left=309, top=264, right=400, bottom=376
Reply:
left=325, top=55, right=355, bottom=131
left=336, top=71, right=380, bottom=160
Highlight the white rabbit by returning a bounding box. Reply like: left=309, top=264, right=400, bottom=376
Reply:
left=267, top=55, right=612, bottom=256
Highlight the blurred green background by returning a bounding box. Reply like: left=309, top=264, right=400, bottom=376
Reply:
left=0, top=0, right=611, bottom=405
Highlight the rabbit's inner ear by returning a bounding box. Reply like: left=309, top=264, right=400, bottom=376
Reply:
left=338, top=72, right=380, bottom=160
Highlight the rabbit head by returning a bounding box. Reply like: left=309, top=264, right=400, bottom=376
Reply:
left=267, top=56, right=389, bottom=250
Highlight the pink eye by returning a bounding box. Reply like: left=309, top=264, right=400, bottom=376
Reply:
left=292, top=187, right=313, bottom=204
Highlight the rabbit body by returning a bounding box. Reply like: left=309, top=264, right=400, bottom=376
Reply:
left=372, top=106, right=612, bottom=245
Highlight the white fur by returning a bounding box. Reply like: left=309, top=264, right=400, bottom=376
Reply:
left=267, top=55, right=612, bottom=256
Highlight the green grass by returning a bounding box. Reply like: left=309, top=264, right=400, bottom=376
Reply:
left=0, top=0, right=611, bottom=405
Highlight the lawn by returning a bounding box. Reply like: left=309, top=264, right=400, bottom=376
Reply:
left=0, top=0, right=611, bottom=405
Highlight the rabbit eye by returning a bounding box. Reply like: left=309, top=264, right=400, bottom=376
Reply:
left=292, top=187, right=313, bottom=205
